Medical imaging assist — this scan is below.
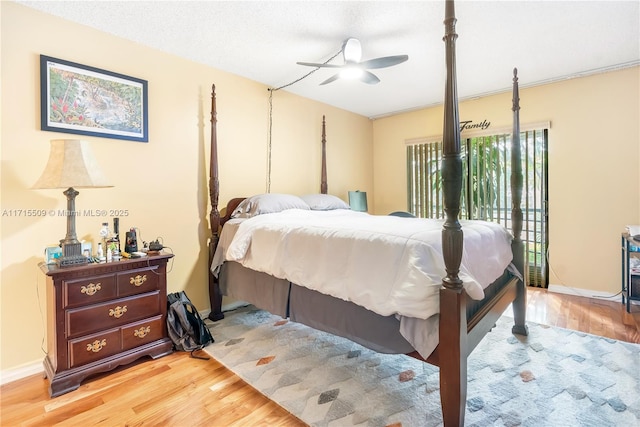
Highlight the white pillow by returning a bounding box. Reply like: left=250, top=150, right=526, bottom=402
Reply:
left=300, top=194, right=350, bottom=211
left=231, top=193, right=310, bottom=218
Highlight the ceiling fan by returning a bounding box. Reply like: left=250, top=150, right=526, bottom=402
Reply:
left=296, top=38, right=409, bottom=85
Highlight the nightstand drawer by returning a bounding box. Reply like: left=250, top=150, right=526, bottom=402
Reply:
left=69, top=328, right=122, bottom=369
left=117, top=267, right=160, bottom=297
left=64, top=274, right=117, bottom=308
left=66, top=292, right=161, bottom=338
left=122, top=316, right=165, bottom=351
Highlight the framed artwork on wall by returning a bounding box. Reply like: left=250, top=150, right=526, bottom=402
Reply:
left=40, top=55, right=148, bottom=142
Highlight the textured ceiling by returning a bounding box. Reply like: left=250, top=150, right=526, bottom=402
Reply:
left=17, top=0, right=640, bottom=119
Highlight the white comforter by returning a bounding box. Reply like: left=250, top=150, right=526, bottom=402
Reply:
left=215, top=209, right=513, bottom=321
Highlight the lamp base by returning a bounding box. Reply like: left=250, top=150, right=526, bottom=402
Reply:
left=55, top=187, right=88, bottom=267
left=58, top=241, right=88, bottom=267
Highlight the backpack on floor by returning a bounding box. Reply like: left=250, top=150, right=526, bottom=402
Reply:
left=167, top=291, right=214, bottom=359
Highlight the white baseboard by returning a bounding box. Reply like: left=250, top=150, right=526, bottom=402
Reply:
left=547, top=283, right=637, bottom=304
left=0, top=361, right=44, bottom=386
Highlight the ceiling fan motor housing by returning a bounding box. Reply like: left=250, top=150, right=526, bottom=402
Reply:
left=342, top=38, right=362, bottom=63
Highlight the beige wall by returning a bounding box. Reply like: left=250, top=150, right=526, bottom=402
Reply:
left=3, top=1, right=638, bottom=377
left=373, top=66, right=640, bottom=296
left=0, top=2, right=372, bottom=372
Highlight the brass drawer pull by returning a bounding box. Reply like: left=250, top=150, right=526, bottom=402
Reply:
left=108, top=305, right=128, bottom=318
left=134, top=326, right=151, bottom=338
left=87, top=339, right=107, bottom=353
left=130, top=274, right=147, bottom=287
left=80, top=283, right=101, bottom=296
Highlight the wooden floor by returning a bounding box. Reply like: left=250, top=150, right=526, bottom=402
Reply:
left=2, top=288, right=639, bottom=427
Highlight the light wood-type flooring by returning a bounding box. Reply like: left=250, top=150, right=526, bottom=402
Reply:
left=2, top=288, right=639, bottom=426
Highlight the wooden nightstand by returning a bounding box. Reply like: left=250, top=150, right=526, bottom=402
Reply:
left=39, top=253, right=174, bottom=397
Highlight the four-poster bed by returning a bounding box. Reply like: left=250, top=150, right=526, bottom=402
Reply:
left=206, top=1, right=528, bottom=425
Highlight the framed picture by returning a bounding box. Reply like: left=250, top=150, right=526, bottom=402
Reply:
left=40, top=55, right=148, bottom=142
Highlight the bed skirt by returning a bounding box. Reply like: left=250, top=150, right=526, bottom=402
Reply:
left=218, top=261, right=516, bottom=357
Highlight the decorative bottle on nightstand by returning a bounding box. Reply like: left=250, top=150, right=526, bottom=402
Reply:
left=108, top=218, right=121, bottom=260
left=112, top=218, right=121, bottom=252
left=99, top=222, right=109, bottom=241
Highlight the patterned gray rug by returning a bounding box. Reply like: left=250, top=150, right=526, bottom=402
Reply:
left=203, top=305, right=640, bottom=427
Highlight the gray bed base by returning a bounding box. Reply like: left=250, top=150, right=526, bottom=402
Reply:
left=219, top=260, right=514, bottom=355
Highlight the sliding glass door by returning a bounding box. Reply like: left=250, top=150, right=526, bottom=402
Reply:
left=407, top=129, right=548, bottom=287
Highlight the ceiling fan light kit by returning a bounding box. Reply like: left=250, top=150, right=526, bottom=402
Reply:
left=339, top=66, right=364, bottom=80
left=297, top=37, right=408, bottom=85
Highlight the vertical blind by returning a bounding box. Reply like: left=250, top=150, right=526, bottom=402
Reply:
left=406, top=129, right=548, bottom=287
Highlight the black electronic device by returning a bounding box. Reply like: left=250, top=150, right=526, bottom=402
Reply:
left=124, top=228, right=138, bottom=253
left=149, top=240, right=163, bottom=252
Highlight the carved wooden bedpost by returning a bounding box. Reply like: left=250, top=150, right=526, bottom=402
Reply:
left=320, top=115, right=328, bottom=194
left=510, top=69, right=529, bottom=336
left=439, top=0, right=468, bottom=425
left=208, top=84, right=224, bottom=321
left=441, top=0, right=464, bottom=291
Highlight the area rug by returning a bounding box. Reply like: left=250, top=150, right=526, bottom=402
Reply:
left=203, top=306, right=640, bottom=427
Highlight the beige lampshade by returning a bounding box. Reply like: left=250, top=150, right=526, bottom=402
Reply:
left=33, top=139, right=112, bottom=189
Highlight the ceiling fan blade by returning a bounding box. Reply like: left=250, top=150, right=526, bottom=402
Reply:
left=360, top=70, right=380, bottom=85
left=319, top=73, right=341, bottom=85
left=359, top=55, right=409, bottom=70
left=296, top=61, right=343, bottom=69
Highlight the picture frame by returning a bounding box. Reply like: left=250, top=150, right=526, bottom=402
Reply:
left=40, top=55, right=148, bottom=142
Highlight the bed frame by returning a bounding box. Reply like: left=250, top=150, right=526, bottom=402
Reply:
left=206, top=1, right=528, bottom=425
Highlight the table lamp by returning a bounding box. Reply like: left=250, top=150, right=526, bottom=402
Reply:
left=33, top=139, right=112, bottom=266
left=348, top=190, right=368, bottom=212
